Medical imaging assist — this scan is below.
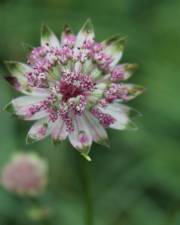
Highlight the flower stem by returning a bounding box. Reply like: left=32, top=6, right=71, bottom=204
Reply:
left=80, top=158, right=94, bottom=225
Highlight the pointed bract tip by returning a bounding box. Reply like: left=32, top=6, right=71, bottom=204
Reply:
left=125, top=63, right=139, bottom=72
left=5, top=76, right=20, bottom=89
left=78, top=145, right=91, bottom=161
left=52, top=139, right=61, bottom=146
left=107, top=34, right=126, bottom=43
left=4, top=60, right=14, bottom=69
left=86, top=18, right=92, bottom=24
left=81, top=18, right=94, bottom=33
left=97, top=138, right=110, bottom=148
left=104, top=34, right=122, bottom=45
left=81, top=152, right=92, bottom=162
left=129, top=108, right=143, bottom=118
left=41, top=24, right=52, bottom=37
left=41, top=23, right=47, bottom=31
left=63, top=24, right=72, bottom=35
left=4, top=61, right=20, bottom=72
left=116, top=37, right=127, bottom=48
left=26, top=135, right=36, bottom=145
left=4, top=103, right=15, bottom=114
left=22, top=43, right=34, bottom=52
left=125, top=120, right=138, bottom=131
left=136, top=85, right=145, bottom=93
left=129, top=84, right=144, bottom=92
left=41, top=24, right=60, bottom=47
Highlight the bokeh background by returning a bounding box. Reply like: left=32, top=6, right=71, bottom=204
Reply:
left=0, top=0, right=180, bottom=224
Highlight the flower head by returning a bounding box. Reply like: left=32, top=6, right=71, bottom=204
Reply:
left=1, top=153, right=48, bottom=196
left=5, top=19, right=143, bottom=160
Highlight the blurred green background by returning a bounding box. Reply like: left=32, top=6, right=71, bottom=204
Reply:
left=0, top=0, right=180, bottom=224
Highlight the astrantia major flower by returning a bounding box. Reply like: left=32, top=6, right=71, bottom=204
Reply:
left=5, top=19, right=143, bottom=161
left=1, top=153, right=48, bottom=196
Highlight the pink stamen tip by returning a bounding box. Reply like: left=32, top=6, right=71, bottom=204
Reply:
left=38, top=126, right=47, bottom=136
left=92, top=108, right=116, bottom=127
left=79, top=133, right=89, bottom=145
left=111, top=65, right=125, bottom=81
left=105, top=83, right=128, bottom=102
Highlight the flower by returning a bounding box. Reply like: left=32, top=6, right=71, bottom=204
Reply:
left=4, top=19, right=143, bottom=161
left=1, top=153, right=48, bottom=196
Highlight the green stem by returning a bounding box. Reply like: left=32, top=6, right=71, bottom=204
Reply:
left=81, top=158, right=93, bottom=225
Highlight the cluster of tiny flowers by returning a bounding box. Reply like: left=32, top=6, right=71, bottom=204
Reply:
left=5, top=19, right=143, bottom=159
left=1, top=153, right=48, bottom=196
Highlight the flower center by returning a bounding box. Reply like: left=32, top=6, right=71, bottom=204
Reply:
left=59, top=80, right=83, bottom=102
left=59, top=71, right=94, bottom=102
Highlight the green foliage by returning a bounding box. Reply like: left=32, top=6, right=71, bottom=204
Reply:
left=0, top=0, right=180, bottom=224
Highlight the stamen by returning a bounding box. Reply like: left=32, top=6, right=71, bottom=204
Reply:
left=91, top=108, right=116, bottom=127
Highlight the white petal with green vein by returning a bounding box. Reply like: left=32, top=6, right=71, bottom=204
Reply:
left=5, top=61, right=32, bottom=93
left=41, top=24, right=60, bottom=48
left=51, top=119, right=68, bottom=142
left=102, top=35, right=126, bottom=67
left=75, top=19, right=95, bottom=49
left=101, top=103, right=137, bottom=130
left=5, top=96, right=48, bottom=120
left=122, top=84, right=144, bottom=100
left=26, top=118, right=52, bottom=144
left=84, top=111, right=109, bottom=147
left=69, top=117, right=92, bottom=152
